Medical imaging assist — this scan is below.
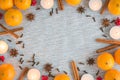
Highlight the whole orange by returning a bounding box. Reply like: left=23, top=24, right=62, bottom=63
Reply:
left=104, top=69, right=120, bottom=80
left=108, top=0, right=120, bottom=15
left=14, top=0, right=31, bottom=10
left=0, top=0, right=13, bottom=10
left=66, top=0, right=81, bottom=6
left=4, top=8, right=23, bottom=27
left=97, top=52, right=114, bottom=70
left=114, top=49, right=120, bottom=65
left=54, top=74, right=70, bottom=80
left=0, top=64, right=16, bottom=80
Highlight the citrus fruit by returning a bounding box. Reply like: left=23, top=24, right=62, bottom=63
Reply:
left=108, top=0, right=120, bottom=15
left=104, top=69, right=120, bottom=80
left=97, top=52, right=114, bottom=70
left=66, top=0, right=81, bottom=6
left=0, top=0, right=13, bottom=10
left=54, top=74, right=70, bottom=80
left=114, top=48, right=120, bottom=65
left=0, top=64, right=16, bottom=80
left=4, top=8, right=23, bottom=27
left=14, top=0, right=31, bottom=10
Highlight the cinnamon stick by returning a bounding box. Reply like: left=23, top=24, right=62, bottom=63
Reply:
left=96, top=38, right=120, bottom=45
left=58, top=0, right=64, bottom=10
left=0, top=27, right=23, bottom=35
left=71, top=61, right=77, bottom=80
left=18, top=67, right=29, bottom=80
left=0, top=24, right=19, bottom=39
left=100, top=0, right=110, bottom=14
left=71, top=60, right=80, bottom=80
left=96, top=44, right=119, bottom=53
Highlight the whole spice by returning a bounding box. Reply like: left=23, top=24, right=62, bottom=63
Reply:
left=44, top=63, right=53, bottom=72
left=0, top=56, right=5, bottom=62
left=26, top=13, right=35, bottom=21
left=101, top=18, right=110, bottom=27
left=96, top=70, right=100, bottom=76
left=87, top=58, right=95, bottom=65
left=16, top=41, right=23, bottom=44
left=77, top=6, right=86, bottom=14
left=10, top=48, right=19, bottom=57
left=115, top=17, right=120, bottom=26
left=7, top=39, right=12, bottom=42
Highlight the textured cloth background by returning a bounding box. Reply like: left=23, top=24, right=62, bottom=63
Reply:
left=0, top=0, right=120, bottom=80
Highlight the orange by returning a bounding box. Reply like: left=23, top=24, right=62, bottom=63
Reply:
left=104, top=69, right=120, bottom=80
left=54, top=74, right=70, bottom=80
left=108, top=0, right=120, bottom=15
left=14, top=0, right=31, bottom=10
left=4, top=8, right=23, bottom=27
left=0, top=0, right=13, bottom=10
left=114, top=49, right=120, bottom=65
left=0, top=63, right=16, bottom=80
left=66, top=0, right=81, bottom=6
left=97, top=52, right=114, bottom=70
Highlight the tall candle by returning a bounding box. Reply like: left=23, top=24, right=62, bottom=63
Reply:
left=110, top=26, right=120, bottom=39
left=0, top=40, right=8, bottom=54
left=27, top=69, right=41, bottom=80
left=89, top=0, right=102, bottom=11
left=41, top=0, right=54, bottom=9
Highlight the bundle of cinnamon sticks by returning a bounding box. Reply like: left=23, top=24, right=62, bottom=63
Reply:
left=0, top=24, right=23, bottom=39
left=58, top=0, right=64, bottom=10
left=96, top=38, right=120, bottom=53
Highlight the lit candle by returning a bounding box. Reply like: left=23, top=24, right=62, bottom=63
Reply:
left=81, top=74, right=94, bottom=80
left=110, top=26, right=120, bottom=39
left=89, top=0, right=102, bottom=11
left=0, top=40, right=8, bottom=54
left=27, top=69, right=41, bottom=80
left=40, top=0, right=54, bottom=9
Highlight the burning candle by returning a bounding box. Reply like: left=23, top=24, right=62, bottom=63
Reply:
left=110, top=26, right=120, bottom=39
left=89, top=0, right=102, bottom=11
left=81, top=74, right=94, bottom=80
left=0, top=40, right=8, bottom=54
left=27, top=69, right=41, bottom=80
left=40, top=0, right=54, bottom=9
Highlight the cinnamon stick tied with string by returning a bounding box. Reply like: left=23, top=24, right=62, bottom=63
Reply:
left=0, top=27, right=23, bottom=35
left=71, top=60, right=80, bottom=80
left=58, top=0, right=64, bottom=10
left=0, top=24, right=19, bottom=39
left=96, top=38, right=120, bottom=45
left=100, top=0, right=110, bottom=14
left=18, top=67, right=29, bottom=80
left=96, top=44, right=119, bottom=53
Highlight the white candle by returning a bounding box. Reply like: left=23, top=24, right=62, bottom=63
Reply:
left=89, top=0, right=102, bottom=11
left=41, top=0, right=54, bottom=9
left=0, top=40, right=8, bottom=54
left=81, top=74, right=94, bottom=80
left=110, top=26, right=120, bottom=39
left=27, top=69, right=41, bottom=80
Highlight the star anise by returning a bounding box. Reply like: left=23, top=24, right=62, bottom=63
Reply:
left=77, top=6, right=86, bottom=14
left=10, top=48, right=19, bottom=57
left=26, top=13, right=35, bottom=21
left=87, top=58, right=95, bottom=66
left=44, top=63, right=53, bottom=72
left=102, top=18, right=110, bottom=27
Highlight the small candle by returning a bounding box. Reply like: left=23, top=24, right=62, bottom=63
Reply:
left=81, top=74, right=94, bottom=80
left=41, top=0, right=54, bottom=9
left=27, top=69, right=41, bottom=80
left=89, top=0, right=102, bottom=11
left=110, top=26, right=120, bottom=39
left=0, top=40, right=8, bottom=54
